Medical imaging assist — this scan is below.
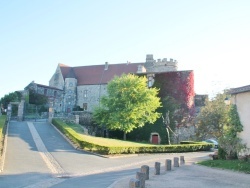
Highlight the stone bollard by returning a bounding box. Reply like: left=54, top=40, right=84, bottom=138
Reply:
left=165, top=159, right=172, bottom=171
left=129, top=178, right=140, bottom=188
left=154, top=162, right=161, bottom=175
left=174, top=157, right=179, bottom=167
left=180, top=156, right=185, bottom=165
left=136, top=172, right=146, bottom=188
left=141, top=165, right=149, bottom=180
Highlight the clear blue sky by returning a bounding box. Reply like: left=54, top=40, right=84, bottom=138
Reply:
left=1, top=0, right=250, bottom=99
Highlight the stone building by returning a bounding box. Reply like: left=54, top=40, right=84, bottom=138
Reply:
left=25, top=81, right=64, bottom=112
left=49, top=54, right=179, bottom=113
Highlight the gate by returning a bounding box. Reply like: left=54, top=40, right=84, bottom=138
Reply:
left=24, top=103, right=48, bottom=121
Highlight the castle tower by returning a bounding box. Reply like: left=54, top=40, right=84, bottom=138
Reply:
left=64, top=68, right=77, bottom=113
left=144, top=54, right=178, bottom=73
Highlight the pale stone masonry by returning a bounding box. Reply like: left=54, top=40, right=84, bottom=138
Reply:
left=47, top=54, right=179, bottom=113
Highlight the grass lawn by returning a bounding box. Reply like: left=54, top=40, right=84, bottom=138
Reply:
left=53, top=118, right=212, bottom=154
left=65, top=122, right=156, bottom=147
left=198, top=159, right=250, bottom=174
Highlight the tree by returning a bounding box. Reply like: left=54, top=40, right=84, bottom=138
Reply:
left=28, top=89, right=48, bottom=105
left=0, top=91, right=22, bottom=114
left=218, top=105, right=245, bottom=159
left=93, top=74, right=161, bottom=140
left=196, top=93, right=230, bottom=140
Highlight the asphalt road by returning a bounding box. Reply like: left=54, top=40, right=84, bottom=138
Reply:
left=2, top=121, right=248, bottom=188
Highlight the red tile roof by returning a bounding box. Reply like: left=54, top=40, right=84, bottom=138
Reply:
left=60, top=63, right=143, bottom=85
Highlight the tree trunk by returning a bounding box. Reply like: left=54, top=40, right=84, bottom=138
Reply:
left=166, top=128, right=171, bottom=145
left=123, top=132, right=127, bottom=140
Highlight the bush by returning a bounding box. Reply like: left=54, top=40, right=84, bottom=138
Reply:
left=0, top=115, right=7, bottom=141
left=218, top=147, right=226, bottom=159
left=52, top=118, right=213, bottom=155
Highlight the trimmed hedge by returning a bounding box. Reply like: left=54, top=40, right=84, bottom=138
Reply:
left=0, top=115, right=7, bottom=142
left=52, top=118, right=212, bottom=155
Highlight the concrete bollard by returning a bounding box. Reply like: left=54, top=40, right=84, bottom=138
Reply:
left=180, top=156, right=185, bottom=165
left=141, top=165, right=149, bottom=180
left=129, top=178, right=140, bottom=188
left=154, top=162, right=161, bottom=175
left=174, top=157, right=179, bottom=167
left=165, top=159, right=172, bottom=171
left=136, top=172, right=146, bottom=188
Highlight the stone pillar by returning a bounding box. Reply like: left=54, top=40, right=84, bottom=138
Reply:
left=75, top=115, right=79, bottom=124
left=165, top=159, right=172, bottom=171
left=154, top=162, right=161, bottom=175
left=174, top=157, right=179, bottom=167
left=136, top=172, right=146, bottom=188
left=141, top=165, right=149, bottom=180
left=180, top=156, right=185, bottom=165
left=48, top=107, right=54, bottom=123
left=7, top=104, right=12, bottom=120
left=17, top=100, right=25, bottom=121
left=129, top=178, right=140, bottom=188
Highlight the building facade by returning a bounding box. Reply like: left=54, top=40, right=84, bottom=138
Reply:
left=49, top=54, right=180, bottom=112
left=25, top=81, right=64, bottom=112
left=230, top=85, right=250, bottom=154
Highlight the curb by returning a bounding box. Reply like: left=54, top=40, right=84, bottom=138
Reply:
left=49, top=122, right=109, bottom=158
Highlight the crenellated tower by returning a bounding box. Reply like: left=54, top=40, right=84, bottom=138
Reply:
left=144, top=54, right=178, bottom=73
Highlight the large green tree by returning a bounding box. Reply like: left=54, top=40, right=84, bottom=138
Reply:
left=196, top=93, right=230, bottom=140
left=93, top=74, right=161, bottom=140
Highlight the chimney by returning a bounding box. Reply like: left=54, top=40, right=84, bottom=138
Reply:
left=104, top=62, right=108, bottom=70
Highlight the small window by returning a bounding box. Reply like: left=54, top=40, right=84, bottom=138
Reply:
left=83, top=103, right=87, bottom=111
left=44, top=89, right=47, bottom=95
left=84, top=90, right=88, bottom=98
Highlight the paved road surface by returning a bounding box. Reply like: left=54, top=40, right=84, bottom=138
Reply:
left=1, top=121, right=249, bottom=188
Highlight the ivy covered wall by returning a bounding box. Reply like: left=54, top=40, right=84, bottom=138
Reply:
left=126, top=70, right=195, bottom=144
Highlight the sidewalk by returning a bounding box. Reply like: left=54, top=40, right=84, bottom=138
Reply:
left=109, top=155, right=250, bottom=188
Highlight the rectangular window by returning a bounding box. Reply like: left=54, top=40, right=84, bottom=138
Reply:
left=83, top=103, right=87, bottom=111
left=84, top=90, right=88, bottom=98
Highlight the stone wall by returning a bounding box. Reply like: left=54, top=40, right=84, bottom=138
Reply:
left=172, top=125, right=196, bottom=143
left=49, top=65, right=65, bottom=90
left=64, top=78, right=77, bottom=113
left=144, top=54, right=178, bottom=73
left=77, top=84, right=107, bottom=112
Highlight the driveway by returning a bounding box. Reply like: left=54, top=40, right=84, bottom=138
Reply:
left=1, top=121, right=249, bottom=188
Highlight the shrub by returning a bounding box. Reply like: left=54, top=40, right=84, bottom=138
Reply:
left=0, top=115, right=7, bottom=141
left=52, top=118, right=212, bottom=155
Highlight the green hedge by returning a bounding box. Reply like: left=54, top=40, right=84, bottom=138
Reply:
left=0, top=115, right=7, bottom=142
left=52, top=118, right=212, bottom=155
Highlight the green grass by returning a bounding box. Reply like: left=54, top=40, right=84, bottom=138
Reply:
left=62, top=122, right=155, bottom=147
left=0, top=115, right=6, bottom=141
left=198, top=159, right=250, bottom=174
left=53, top=118, right=212, bottom=155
